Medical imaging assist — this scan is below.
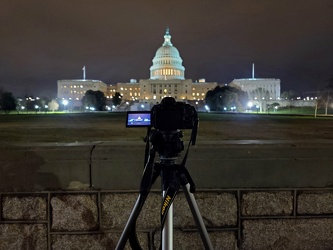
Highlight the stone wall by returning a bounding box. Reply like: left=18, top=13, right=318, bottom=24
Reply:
left=1, top=189, right=333, bottom=249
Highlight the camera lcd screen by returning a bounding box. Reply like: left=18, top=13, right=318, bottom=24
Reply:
left=126, top=111, right=151, bottom=127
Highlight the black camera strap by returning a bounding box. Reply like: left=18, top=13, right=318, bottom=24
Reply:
left=179, top=139, right=196, bottom=192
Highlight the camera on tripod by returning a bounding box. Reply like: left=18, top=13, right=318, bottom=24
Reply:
left=126, top=97, right=197, bottom=130
left=118, top=97, right=213, bottom=249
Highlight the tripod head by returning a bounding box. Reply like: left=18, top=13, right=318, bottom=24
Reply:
left=149, top=129, right=184, bottom=160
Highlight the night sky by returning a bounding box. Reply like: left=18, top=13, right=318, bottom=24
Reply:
left=1, top=0, right=333, bottom=98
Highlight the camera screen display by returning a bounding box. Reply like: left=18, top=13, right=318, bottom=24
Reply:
left=126, top=111, right=151, bottom=127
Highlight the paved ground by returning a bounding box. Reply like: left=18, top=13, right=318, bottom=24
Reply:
left=1, top=113, right=333, bottom=191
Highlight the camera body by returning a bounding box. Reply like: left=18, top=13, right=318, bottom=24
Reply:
left=151, top=97, right=197, bottom=130
left=125, top=97, right=198, bottom=157
left=126, top=97, right=197, bottom=130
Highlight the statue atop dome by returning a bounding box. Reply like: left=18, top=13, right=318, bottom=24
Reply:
left=163, top=27, right=173, bottom=46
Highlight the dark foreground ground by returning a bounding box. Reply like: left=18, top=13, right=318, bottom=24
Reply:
left=0, top=112, right=332, bottom=144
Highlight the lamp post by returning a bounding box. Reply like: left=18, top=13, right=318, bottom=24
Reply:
left=35, top=105, right=39, bottom=114
left=62, top=100, right=68, bottom=112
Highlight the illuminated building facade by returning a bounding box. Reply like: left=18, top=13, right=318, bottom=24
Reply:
left=230, top=78, right=281, bottom=100
left=115, top=28, right=217, bottom=104
left=57, top=79, right=107, bottom=108
left=57, top=29, right=216, bottom=109
left=230, top=78, right=281, bottom=112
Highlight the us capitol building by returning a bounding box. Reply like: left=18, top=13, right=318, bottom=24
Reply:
left=57, top=28, right=280, bottom=110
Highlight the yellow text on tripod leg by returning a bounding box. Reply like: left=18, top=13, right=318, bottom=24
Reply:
left=161, top=195, right=172, bottom=215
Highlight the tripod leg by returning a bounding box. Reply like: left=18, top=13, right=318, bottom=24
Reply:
left=115, top=194, right=144, bottom=250
left=162, top=191, right=173, bottom=250
left=182, top=183, right=214, bottom=250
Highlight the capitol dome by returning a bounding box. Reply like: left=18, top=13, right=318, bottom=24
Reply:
left=150, top=28, right=185, bottom=80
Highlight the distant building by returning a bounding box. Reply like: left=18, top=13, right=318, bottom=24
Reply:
left=228, top=64, right=281, bottom=111
left=57, top=79, right=107, bottom=108
left=111, top=28, right=218, bottom=108
left=57, top=30, right=283, bottom=112
left=57, top=29, right=217, bottom=110
left=230, top=78, right=281, bottom=112
left=230, top=78, right=281, bottom=100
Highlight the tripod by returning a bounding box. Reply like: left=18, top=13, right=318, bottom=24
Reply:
left=116, top=129, right=213, bottom=250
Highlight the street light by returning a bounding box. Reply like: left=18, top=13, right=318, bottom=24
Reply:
left=62, top=100, right=68, bottom=112
left=35, top=105, right=39, bottom=114
left=256, top=105, right=260, bottom=114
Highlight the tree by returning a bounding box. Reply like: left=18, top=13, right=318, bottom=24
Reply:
left=0, top=92, right=17, bottom=114
left=112, top=92, right=122, bottom=107
left=281, top=90, right=297, bottom=112
left=81, top=90, right=107, bottom=111
left=95, top=90, right=107, bottom=111
left=314, top=77, right=333, bottom=116
left=205, top=86, right=248, bottom=111
left=280, top=90, right=296, bottom=101
left=322, top=77, right=333, bottom=115
left=48, top=99, right=59, bottom=112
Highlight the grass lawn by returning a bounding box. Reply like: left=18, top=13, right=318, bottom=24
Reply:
left=0, top=112, right=332, bottom=143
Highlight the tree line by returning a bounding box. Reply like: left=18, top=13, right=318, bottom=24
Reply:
left=0, top=88, right=123, bottom=114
